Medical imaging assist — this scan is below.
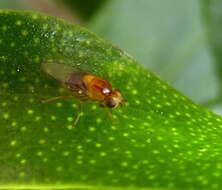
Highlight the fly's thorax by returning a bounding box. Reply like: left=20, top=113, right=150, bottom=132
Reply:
left=83, top=74, right=112, bottom=101
left=82, top=74, right=96, bottom=85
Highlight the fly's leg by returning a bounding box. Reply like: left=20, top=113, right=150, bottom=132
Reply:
left=104, top=108, right=116, bottom=121
left=73, top=101, right=83, bottom=127
left=42, top=95, right=74, bottom=103
left=99, top=103, right=116, bottom=121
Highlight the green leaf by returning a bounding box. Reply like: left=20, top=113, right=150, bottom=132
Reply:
left=1, top=9, right=222, bottom=190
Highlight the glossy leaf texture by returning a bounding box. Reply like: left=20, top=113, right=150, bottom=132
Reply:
left=0, top=10, right=222, bottom=190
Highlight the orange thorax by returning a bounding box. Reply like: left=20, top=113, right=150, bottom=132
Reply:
left=83, top=74, right=112, bottom=101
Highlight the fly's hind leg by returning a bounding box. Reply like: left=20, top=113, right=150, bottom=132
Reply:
left=42, top=95, right=74, bottom=103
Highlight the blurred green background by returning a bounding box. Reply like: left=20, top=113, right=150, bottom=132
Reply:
left=1, top=0, right=221, bottom=115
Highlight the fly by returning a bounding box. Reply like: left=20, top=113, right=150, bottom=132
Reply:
left=42, top=62, right=126, bottom=126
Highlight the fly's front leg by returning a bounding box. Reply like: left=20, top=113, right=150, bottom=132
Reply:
left=73, top=101, right=83, bottom=127
left=104, top=108, right=116, bottom=121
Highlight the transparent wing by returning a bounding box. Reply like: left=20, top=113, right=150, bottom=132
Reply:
left=42, top=62, right=89, bottom=101
left=42, top=62, right=75, bottom=83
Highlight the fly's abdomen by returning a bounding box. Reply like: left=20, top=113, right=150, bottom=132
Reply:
left=65, top=72, right=87, bottom=92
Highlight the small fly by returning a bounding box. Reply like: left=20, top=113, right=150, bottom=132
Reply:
left=42, top=62, right=126, bottom=126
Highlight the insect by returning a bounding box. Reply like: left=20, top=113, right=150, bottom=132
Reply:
left=42, top=62, right=126, bottom=126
